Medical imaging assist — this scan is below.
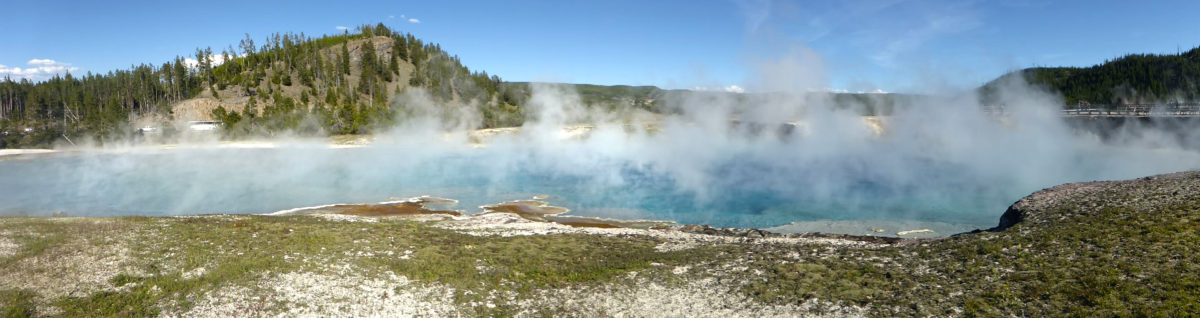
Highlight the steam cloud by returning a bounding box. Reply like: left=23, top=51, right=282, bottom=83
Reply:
left=2, top=47, right=1199, bottom=232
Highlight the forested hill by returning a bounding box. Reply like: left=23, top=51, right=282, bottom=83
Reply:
left=983, top=47, right=1200, bottom=105
left=0, top=23, right=528, bottom=147
left=10, top=23, right=1193, bottom=148
left=0, top=22, right=909, bottom=149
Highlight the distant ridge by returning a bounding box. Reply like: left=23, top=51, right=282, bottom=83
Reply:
left=982, top=47, right=1200, bottom=105
left=6, top=23, right=1197, bottom=148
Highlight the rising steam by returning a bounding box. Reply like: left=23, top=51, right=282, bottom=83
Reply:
left=2, top=46, right=1199, bottom=232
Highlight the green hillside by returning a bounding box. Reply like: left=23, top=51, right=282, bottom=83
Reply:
left=194, top=23, right=528, bottom=135
left=0, top=23, right=529, bottom=147
left=9, top=23, right=1193, bottom=148
left=983, top=47, right=1200, bottom=105
left=0, top=23, right=727, bottom=148
left=500, top=82, right=676, bottom=114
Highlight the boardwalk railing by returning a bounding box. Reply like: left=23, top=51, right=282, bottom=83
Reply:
left=1062, top=103, right=1200, bottom=117
left=983, top=103, right=1200, bottom=117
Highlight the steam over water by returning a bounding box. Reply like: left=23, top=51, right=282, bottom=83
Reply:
left=3, top=81, right=1200, bottom=233
left=0, top=147, right=1010, bottom=228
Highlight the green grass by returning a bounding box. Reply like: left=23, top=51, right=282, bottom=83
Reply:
left=738, top=199, right=1200, bottom=316
left=0, top=219, right=116, bottom=270
left=20, top=216, right=713, bottom=316
left=0, top=289, right=38, bottom=318
left=3, top=192, right=1199, bottom=317
left=944, top=203, right=1200, bottom=317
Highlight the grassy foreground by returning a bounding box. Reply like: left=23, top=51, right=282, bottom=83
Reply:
left=2, top=172, right=1200, bottom=317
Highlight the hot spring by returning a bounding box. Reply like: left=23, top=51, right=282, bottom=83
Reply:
left=3, top=109, right=1199, bottom=236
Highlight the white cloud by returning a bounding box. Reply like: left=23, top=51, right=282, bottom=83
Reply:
left=335, top=26, right=349, bottom=31
left=831, top=1, right=982, bottom=69
left=803, top=87, right=889, bottom=94
left=691, top=85, right=876, bottom=95
left=781, top=1, right=983, bottom=69
left=734, top=0, right=772, bottom=32
left=388, top=15, right=396, bottom=19
left=869, top=12, right=981, bottom=68
left=691, top=85, right=745, bottom=93
left=0, top=59, right=80, bottom=82
left=407, top=18, right=420, bottom=24
left=27, top=59, right=58, bottom=66
left=182, top=54, right=233, bottom=69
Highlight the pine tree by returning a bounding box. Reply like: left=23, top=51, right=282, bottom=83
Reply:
left=358, top=40, right=378, bottom=96
left=340, top=32, right=351, bottom=76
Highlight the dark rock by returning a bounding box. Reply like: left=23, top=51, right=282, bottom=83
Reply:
left=993, top=204, right=1026, bottom=232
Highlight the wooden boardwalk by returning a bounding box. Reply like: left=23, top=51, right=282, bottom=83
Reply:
left=984, top=103, right=1200, bottom=118
left=1061, top=104, right=1200, bottom=117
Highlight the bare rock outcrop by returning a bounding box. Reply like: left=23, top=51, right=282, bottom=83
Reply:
left=992, top=171, right=1200, bottom=232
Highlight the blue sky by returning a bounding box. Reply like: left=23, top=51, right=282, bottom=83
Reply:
left=2, top=0, right=1199, bottom=93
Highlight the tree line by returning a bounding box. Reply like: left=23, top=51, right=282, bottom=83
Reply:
left=1, top=56, right=204, bottom=146
left=1, top=23, right=528, bottom=147
left=983, top=46, right=1200, bottom=106
left=204, top=23, right=528, bottom=136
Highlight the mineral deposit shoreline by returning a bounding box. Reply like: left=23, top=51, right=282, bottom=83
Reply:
left=2, top=171, right=1199, bottom=316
